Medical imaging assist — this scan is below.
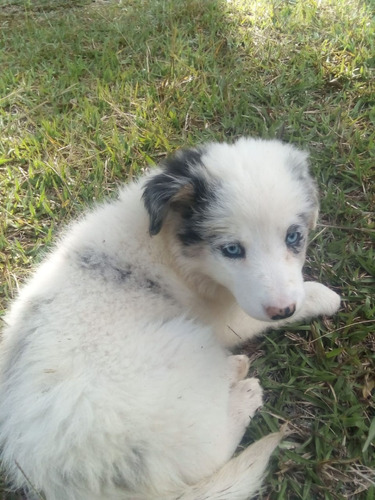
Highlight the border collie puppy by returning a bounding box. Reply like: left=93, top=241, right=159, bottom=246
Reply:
left=0, top=138, right=340, bottom=500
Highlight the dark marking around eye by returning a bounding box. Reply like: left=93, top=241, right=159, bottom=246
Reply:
left=285, top=225, right=304, bottom=253
left=178, top=229, right=204, bottom=246
left=220, top=242, right=246, bottom=259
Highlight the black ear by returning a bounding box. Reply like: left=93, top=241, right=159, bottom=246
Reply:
left=142, top=148, right=207, bottom=236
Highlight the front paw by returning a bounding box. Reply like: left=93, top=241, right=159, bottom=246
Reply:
left=303, top=282, right=341, bottom=317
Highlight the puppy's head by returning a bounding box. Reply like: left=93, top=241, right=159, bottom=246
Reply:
left=142, top=138, right=319, bottom=322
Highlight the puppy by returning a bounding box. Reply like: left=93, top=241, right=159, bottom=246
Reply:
left=0, top=138, right=340, bottom=500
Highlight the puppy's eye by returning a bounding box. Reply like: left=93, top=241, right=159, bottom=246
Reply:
left=285, top=231, right=302, bottom=247
left=220, top=243, right=246, bottom=259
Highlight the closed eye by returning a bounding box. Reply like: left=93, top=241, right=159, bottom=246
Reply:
left=220, top=243, right=246, bottom=259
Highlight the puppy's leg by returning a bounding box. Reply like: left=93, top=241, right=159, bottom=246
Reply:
left=227, top=377, right=263, bottom=455
left=228, top=354, right=250, bottom=385
left=292, top=281, right=341, bottom=320
left=223, top=282, right=340, bottom=347
left=262, top=282, right=340, bottom=328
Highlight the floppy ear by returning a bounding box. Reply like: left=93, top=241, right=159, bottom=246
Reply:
left=288, top=147, right=319, bottom=229
left=142, top=148, right=206, bottom=236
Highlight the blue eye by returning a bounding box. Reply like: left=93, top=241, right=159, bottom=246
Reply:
left=286, top=231, right=301, bottom=247
left=220, top=243, right=245, bottom=259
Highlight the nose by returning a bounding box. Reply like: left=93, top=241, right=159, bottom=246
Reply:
left=265, top=303, right=296, bottom=321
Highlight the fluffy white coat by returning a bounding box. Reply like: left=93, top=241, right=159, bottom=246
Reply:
left=0, top=138, right=340, bottom=500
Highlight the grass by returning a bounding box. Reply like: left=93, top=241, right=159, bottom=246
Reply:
left=0, top=0, right=374, bottom=498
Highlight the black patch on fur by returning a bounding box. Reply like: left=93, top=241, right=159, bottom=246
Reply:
left=146, top=278, right=174, bottom=302
left=178, top=228, right=204, bottom=246
left=75, top=248, right=173, bottom=300
left=145, top=278, right=161, bottom=291
left=76, top=249, right=132, bottom=282
left=112, top=446, right=148, bottom=490
left=142, top=147, right=218, bottom=244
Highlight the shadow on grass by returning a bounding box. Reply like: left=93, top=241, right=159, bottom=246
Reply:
left=1, top=0, right=317, bottom=149
left=2, top=0, right=373, bottom=159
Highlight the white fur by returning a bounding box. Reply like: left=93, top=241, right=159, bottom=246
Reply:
left=0, top=138, right=340, bottom=500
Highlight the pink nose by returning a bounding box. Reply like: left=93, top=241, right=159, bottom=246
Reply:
left=265, top=304, right=296, bottom=320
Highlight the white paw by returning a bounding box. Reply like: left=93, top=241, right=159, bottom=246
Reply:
left=229, top=378, right=263, bottom=427
left=302, top=282, right=341, bottom=318
left=228, top=354, right=250, bottom=385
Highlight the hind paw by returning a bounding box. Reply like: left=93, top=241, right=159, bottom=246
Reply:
left=229, top=377, right=263, bottom=427
left=226, top=377, right=263, bottom=455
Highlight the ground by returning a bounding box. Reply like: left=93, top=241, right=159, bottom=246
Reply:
left=0, top=0, right=374, bottom=499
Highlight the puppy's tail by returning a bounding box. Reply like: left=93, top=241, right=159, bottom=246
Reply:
left=171, top=431, right=282, bottom=500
